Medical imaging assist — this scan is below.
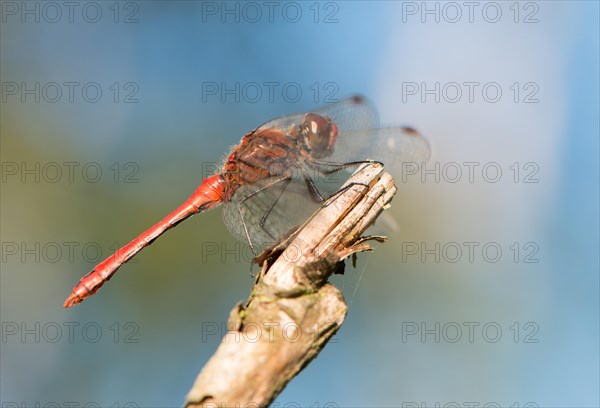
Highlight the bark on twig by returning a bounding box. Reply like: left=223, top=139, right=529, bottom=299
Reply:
left=185, top=163, right=397, bottom=407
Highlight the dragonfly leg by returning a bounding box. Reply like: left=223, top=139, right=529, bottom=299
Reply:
left=305, top=159, right=379, bottom=206
left=303, top=173, right=325, bottom=203
left=322, top=181, right=370, bottom=208
left=258, top=177, right=292, bottom=228
left=307, top=159, right=383, bottom=175
left=236, top=199, right=258, bottom=256
left=239, top=175, right=291, bottom=204
left=236, top=175, right=292, bottom=254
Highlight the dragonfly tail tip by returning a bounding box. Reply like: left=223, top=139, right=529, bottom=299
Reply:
left=63, top=294, right=81, bottom=308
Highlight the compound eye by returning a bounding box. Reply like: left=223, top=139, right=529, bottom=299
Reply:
left=303, top=113, right=335, bottom=159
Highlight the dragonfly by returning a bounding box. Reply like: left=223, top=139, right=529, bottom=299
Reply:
left=64, top=95, right=430, bottom=308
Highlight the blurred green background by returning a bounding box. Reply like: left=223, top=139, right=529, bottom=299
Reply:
left=1, top=1, right=598, bottom=407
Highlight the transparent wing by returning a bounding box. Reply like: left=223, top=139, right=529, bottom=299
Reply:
left=222, top=177, right=322, bottom=252
left=313, top=95, right=379, bottom=133
left=253, top=95, right=378, bottom=136
left=316, top=97, right=428, bottom=167
left=344, top=126, right=431, bottom=168
left=308, top=126, right=431, bottom=179
left=222, top=96, right=430, bottom=251
left=221, top=168, right=408, bottom=253
left=254, top=95, right=427, bottom=169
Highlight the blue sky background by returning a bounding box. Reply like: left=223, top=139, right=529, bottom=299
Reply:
left=1, top=1, right=598, bottom=407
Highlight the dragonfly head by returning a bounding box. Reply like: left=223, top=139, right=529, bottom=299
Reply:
left=300, top=113, right=338, bottom=159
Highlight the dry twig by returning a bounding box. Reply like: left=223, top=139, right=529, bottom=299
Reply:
left=185, top=162, right=397, bottom=407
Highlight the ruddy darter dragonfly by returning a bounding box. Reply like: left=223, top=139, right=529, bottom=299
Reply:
left=64, top=96, right=430, bottom=308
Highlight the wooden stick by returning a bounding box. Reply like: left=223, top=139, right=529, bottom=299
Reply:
left=185, top=163, right=397, bottom=407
